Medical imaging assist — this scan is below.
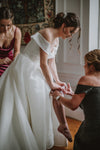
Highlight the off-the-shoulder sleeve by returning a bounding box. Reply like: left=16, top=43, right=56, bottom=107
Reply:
left=75, top=84, right=93, bottom=94
left=31, top=32, right=51, bottom=55
left=48, top=39, right=59, bottom=59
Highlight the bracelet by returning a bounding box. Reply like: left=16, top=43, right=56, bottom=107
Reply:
left=55, top=95, right=61, bottom=101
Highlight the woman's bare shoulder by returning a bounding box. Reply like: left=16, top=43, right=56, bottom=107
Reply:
left=78, top=75, right=92, bottom=85
left=39, top=28, right=59, bottom=44
left=78, top=75, right=100, bottom=86
left=13, top=25, right=21, bottom=39
left=39, top=28, right=51, bottom=42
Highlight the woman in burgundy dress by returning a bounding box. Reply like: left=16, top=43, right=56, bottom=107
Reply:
left=0, top=6, right=21, bottom=76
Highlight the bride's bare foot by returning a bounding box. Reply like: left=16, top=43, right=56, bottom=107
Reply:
left=58, top=124, right=72, bottom=142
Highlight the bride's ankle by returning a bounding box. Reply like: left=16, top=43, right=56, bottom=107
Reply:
left=58, top=124, right=72, bottom=142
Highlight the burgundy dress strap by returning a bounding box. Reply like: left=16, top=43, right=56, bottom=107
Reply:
left=14, top=27, right=17, bottom=37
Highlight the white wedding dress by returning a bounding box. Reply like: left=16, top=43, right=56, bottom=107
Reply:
left=0, top=32, right=67, bottom=150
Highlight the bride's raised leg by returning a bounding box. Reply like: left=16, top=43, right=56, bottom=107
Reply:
left=52, top=98, right=72, bottom=142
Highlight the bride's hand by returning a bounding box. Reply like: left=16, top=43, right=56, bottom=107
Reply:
left=56, top=80, right=67, bottom=87
left=56, top=80, right=67, bottom=93
left=51, top=82, right=64, bottom=91
left=56, top=81, right=74, bottom=96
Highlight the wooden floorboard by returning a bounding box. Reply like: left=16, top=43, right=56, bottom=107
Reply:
left=50, top=117, right=82, bottom=150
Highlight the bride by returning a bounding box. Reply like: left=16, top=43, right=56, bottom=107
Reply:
left=0, top=12, right=80, bottom=150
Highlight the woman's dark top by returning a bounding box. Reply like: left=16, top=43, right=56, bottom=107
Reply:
left=74, top=84, right=100, bottom=150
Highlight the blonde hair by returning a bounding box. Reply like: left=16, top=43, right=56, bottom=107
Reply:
left=85, top=49, right=100, bottom=71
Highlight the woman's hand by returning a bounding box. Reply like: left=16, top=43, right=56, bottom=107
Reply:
left=0, top=57, right=12, bottom=65
left=56, top=80, right=68, bottom=93
left=65, top=83, right=74, bottom=96
left=56, top=81, right=74, bottom=96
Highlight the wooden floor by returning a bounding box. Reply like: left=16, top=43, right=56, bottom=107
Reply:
left=50, top=117, right=82, bottom=150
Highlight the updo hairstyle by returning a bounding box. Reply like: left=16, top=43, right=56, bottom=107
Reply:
left=53, top=12, right=80, bottom=29
left=0, top=7, right=14, bottom=20
left=85, top=49, right=100, bottom=71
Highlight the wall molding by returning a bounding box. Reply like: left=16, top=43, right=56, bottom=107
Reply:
left=58, top=72, right=82, bottom=91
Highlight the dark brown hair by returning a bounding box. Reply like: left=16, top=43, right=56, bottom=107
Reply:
left=0, top=7, right=14, bottom=20
left=53, top=12, right=80, bottom=52
left=53, top=12, right=80, bottom=29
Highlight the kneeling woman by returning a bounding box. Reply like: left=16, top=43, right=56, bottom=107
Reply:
left=51, top=49, right=100, bottom=150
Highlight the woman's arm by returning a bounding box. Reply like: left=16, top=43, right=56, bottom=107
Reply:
left=60, top=93, right=85, bottom=110
left=40, top=49, right=63, bottom=90
left=13, top=27, right=21, bottom=59
left=50, top=90, right=85, bottom=110
left=50, top=76, right=88, bottom=110
left=48, top=58, right=69, bottom=93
